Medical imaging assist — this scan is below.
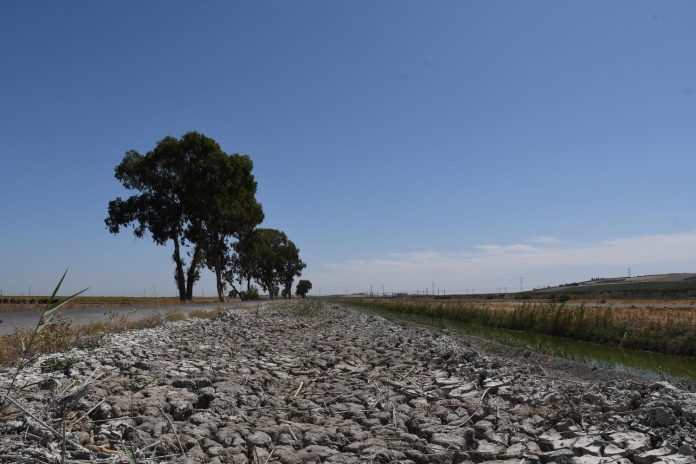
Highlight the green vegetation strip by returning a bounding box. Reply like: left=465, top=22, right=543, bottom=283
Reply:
left=346, top=298, right=696, bottom=357
left=537, top=279, right=696, bottom=295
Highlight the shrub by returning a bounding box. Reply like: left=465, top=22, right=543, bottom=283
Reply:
left=239, top=286, right=260, bottom=301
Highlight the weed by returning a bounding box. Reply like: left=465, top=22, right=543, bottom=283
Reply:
left=188, top=307, right=225, bottom=319
left=0, top=271, right=87, bottom=414
left=165, top=311, right=186, bottom=321
left=40, top=356, right=78, bottom=374
left=294, top=299, right=326, bottom=316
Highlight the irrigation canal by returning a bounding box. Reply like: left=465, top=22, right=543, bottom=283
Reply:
left=363, top=306, right=696, bottom=384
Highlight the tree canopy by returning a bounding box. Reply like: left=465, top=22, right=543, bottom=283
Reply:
left=225, top=228, right=305, bottom=300
left=295, top=280, right=312, bottom=298
left=105, top=132, right=263, bottom=301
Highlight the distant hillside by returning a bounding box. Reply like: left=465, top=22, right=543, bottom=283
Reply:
left=533, top=273, right=696, bottom=297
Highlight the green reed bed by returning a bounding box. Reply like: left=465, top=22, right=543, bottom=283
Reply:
left=348, top=299, right=696, bottom=357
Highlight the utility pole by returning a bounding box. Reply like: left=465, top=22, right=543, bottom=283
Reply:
left=628, top=268, right=631, bottom=278
left=382, top=284, right=384, bottom=297
left=520, top=277, right=523, bottom=292
left=432, top=282, right=435, bottom=295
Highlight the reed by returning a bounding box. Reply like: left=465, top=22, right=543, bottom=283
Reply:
left=349, top=298, right=696, bottom=356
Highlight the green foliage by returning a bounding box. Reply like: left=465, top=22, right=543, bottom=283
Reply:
left=296, top=280, right=312, bottom=298
left=238, top=286, right=260, bottom=301
left=538, top=279, right=696, bottom=297
left=105, top=132, right=263, bottom=302
left=293, top=299, right=325, bottom=316
left=225, top=228, right=305, bottom=300
left=199, top=151, right=264, bottom=302
left=40, top=356, right=78, bottom=374
left=37, top=270, right=87, bottom=332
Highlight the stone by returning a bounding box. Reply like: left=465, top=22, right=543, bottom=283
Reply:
left=3, top=302, right=696, bottom=464
left=432, top=432, right=468, bottom=450
left=609, top=431, right=651, bottom=452
left=572, top=436, right=604, bottom=456
left=603, top=444, right=626, bottom=457
left=246, top=431, right=273, bottom=448
left=634, top=448, right=674, bottom=464
left=658, top=456, right=696, bottom=464
left=540, top=449, right=576, bottom=464
left=274, top=446, right=303, bottom=464
left=646, top=407, right=678, bottom=427
left=169, top=399, right=193, bottom=421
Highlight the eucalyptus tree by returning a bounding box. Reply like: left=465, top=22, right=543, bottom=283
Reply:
left=226, top=228, right=305, bottom=300
left=200, top=153, right=264, bottom=302
left=280, top=239, right=306, bottom=299
left=105, top=131, right=263, bottom=302
left=295, top=279, right=312, bottom=298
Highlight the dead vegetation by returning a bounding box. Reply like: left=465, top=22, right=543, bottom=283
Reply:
left=0, top=309, right=224, bottom=366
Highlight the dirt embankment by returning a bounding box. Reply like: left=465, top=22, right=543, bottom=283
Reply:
left=0, top=302, right=694, bottom=463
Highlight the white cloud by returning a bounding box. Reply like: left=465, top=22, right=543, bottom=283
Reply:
left=306, top=231, right=696, bottom=295
left=528, top=235, right=561, bottom=244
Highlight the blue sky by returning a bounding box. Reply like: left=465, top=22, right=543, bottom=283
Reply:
left=1, top=1, right=695, bottom=296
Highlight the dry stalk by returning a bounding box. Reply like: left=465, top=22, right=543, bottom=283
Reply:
left=158, top=406, right=186, bottom=458
left=292, top=381, right=304, bottom=398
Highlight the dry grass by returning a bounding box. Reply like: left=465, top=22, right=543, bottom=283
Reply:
left=0, top=309, right=223, bottom=366
left=187, top=307, right=226, bottom=319
left=350, top=298, right=696, bottom=356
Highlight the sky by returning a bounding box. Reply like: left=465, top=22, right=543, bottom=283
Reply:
left=1, top=1, right=695, bottom=297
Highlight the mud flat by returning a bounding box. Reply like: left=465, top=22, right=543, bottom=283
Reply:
left=0, top=302, right=695, bottom=463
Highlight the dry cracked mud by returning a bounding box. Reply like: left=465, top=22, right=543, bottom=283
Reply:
left=1, top=301, right=695, bottom=464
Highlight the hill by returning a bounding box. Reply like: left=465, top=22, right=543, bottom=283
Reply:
left=533, top=273, right=696, bottom=297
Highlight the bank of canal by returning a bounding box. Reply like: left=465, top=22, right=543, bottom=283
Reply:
left=358, top=305, right=696, bottom=385
left=0, top=301, right=242, bottom=335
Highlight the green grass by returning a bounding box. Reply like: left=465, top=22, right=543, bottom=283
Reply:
left=346, top=298, right=696, bottom=357
left=292, top=299, right=326, bottom=316
left=536, top=280, right=696, bottom=295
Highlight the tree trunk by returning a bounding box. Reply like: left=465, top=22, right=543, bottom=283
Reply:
left=185, top=246, right=202, bottom=302
left=214, top=254, right=225, bottom=302
left=172, top=238, right=186, bottom=302
left=227, top=280, right=240, bottom=299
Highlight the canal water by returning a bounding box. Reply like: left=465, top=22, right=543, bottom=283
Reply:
left=365, top=307, right=696, bottom=385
